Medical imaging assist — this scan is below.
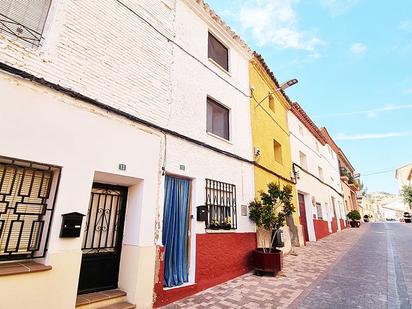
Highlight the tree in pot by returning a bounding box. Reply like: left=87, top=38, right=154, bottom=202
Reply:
left=347, top=210, right=361, bottom=227
left=249, top=183, right=295, bottom=276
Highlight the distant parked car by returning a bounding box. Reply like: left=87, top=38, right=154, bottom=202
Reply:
left=400, top=218, right=405, bottom=222
left=404, top=212, right=411, bottom=223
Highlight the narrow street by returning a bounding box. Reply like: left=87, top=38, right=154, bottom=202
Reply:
left=165, top=223, right=412, bottom=309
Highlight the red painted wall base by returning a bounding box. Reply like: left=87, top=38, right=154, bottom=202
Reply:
left=339, top=219, right=346, bottom=230
left=331, top=218, right=338, bottom=233
left=313, top=219, right=329, bottom=240
left=153, top=232, right=256, bottom=308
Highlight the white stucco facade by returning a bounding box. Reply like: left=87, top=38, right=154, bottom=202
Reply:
left=288, top=108, right=345, bottom=241
left=0, top=72, right=163, bottom=308
left=155, top=0, right=255, bottom=288
left=0, top=1, right=176, bottom=308
left=0, top=0, right=256, bottom=308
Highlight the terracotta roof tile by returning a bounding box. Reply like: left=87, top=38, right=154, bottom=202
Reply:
left=253, top=52, right=293, bottom=106
left=198, top=0, right=252, bottom=54
left=290, top=102, right=327, bottom=145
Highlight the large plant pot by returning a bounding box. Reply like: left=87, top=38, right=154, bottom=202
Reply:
left=349, top=220, right=360, bottom=228
left=252, top=249, right=283, bottom=276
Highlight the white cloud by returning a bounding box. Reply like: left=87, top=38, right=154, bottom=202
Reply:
left=400, top=20, right=412, bottom=32
left=350, top=42, right=367, bottom=55
left=314, top=104, right=412, bottom=118
left=321, top=0, right=360, bottom=16
left=335, top=132, right=412, bottom=141
left=237, top=0, right=324, bottom=54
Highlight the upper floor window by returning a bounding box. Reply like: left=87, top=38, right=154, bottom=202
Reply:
left=0, top=0, right=51, bottom=47
left=299, top=151, right=307, bottom=170
left=318, top=166, right=324, bottom=181
left=268, top=94, right=275, bottom=112
left=316, top=202, right=323, bottom=219
left=208, top=32, right=229, bottom=71
left=273, top=139, right=283, bottom=164
left=298, top=125, right=304, bottom=136
left=207, top=97, right=229, bottom=140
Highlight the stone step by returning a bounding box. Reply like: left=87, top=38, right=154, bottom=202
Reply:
left=98, top=301, right=136, bottom=309
left=76, top=289, right=128, bottom=309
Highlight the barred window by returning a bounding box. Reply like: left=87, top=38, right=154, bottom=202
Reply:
left=316, top=202, right=322, bottom=220
left=0, top=0, right=52, bottom=47
left=0, top=156, right=59, bottom=261
left=205, top=179, right=237, bottom=230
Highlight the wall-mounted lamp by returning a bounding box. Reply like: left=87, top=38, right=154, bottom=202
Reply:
left=255, top=79, right=299, bottom=109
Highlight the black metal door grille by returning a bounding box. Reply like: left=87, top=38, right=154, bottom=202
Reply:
left=78, top=183, right=127, bottom=294
left=205, top=179, right=237, bottom=229
left=0, top=161, right=55, bottom=261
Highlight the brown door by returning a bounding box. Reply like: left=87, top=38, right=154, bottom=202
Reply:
left=298, top=193, right=309, bottom=242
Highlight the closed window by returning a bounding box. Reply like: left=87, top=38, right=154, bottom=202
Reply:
left=207, top=97, right=229, bottom=140
left=299, top=151, right=307, bottom=170
left=318, top=166, right=324, bottom=181
left=273, top=140, right=283, bottom=164
left=208, top=32, right=229, bottom=71
left=298, top=125, right=304, bottom=136
left=268, top=94, right=275, bottom=112
left=0, top=0, right=52, bottom=47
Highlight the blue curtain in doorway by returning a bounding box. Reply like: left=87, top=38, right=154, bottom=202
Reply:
left=162, top=176, right=191, bottom=287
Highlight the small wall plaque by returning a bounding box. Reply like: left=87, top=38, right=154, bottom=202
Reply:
left=118, top=164, right=127, bottom=171
left=241, top=205, right=248, bottom=216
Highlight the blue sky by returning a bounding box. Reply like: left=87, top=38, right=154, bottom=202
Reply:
left=207, top=0, right=412, bottom=194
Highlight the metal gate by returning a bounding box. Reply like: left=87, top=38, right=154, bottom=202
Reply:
left=78, top=183, right=127, bottom=294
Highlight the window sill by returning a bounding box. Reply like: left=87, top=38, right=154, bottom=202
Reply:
left=208, top=58, right=231, bottom=77
left=207, top=132, right=232, bottom=145
left=0, top=261, right=52, bottom=277
left=205, top=229, right=237, bottom=234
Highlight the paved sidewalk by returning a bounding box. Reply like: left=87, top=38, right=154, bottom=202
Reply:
left=164, top=225, right=368, bottom=309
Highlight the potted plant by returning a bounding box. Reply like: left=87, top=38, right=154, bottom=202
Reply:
left=209, top=219, right=221, bottom=230
left=248, top=183, right=295, bottom=276
left=222, top=216, right=232, bottom=230
left=347, top=210, right=361, bottom=227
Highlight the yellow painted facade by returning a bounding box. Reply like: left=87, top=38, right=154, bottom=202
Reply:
left=249, top=56, right=300, bottom=225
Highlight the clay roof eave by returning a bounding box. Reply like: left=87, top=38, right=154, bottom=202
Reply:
left=290, top=102, right=327, bottom=145
left=252, top=52, right=293, bottom=108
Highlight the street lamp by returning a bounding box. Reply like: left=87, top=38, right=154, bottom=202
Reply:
left=255, top=79, right=298, bottom=108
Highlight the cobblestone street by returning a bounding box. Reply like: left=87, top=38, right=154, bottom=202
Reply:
left=164, top=225, right=368, bottom=309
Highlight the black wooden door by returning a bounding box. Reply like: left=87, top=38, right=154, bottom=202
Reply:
left=78, top=183, right=128, bottom=294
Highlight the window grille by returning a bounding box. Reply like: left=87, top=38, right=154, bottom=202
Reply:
left=316, top=202, right=322, bottom=220
left=205, top=179, right=237, bottom=230
left=0, top=0, right=52, bottom=47
left=0, top=156, right=59, bottom=261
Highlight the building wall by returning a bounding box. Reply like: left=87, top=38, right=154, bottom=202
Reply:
left=288, top=111, right=344, bottom=241
left=153, top=0, right=255, bottom=306
left=248, top=57, right=300, bottom=250
left=0, top=0, right=175, bottom=127
left=0, top=72, right=163, bottom=308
